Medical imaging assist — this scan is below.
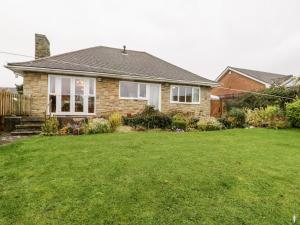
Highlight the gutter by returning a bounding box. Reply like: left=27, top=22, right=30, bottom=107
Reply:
left=5, top=65, right=220, bottom=87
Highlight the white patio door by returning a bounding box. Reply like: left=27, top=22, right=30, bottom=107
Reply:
left=148, top=84, right=161, bottom=110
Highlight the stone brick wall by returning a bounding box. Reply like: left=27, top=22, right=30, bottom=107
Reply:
left=211, top=70, right=266, bottom=96
left=96, top=78, right=147, bottom=116
left=22, top=73, right=211, bottom=117
left=23, top=72, right=48, bottom=116
left=161, top=84, right=211, bottom=116
left=96, top=78, right=211, bottom=117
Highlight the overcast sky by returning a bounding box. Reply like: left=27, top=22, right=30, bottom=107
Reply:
left=1, top=0, right=300, bottom=87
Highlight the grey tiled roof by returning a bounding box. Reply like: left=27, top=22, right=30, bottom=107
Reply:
left=7, top=46, right=216, bottom=86
left=230, top=67, right=292, bottom=85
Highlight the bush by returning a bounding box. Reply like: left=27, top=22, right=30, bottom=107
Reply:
left=226, top=108, right=246, bottom=128
left=171, top=113, right=188, bottom=130
left=123, top=106, right=172, bottom=129
left=286, top=99, right=300, bottom=127
left=197, top=117, right=223, bottom=131
left=245, top=108, right=266, bottom=127
left=245, top=105, right=289, bottom=129
left=108, top=112, right=122, bottom=132
left=217, top=117, right=231, bottom=129
left=42, top=116, right=59, bottom=135
left=224, top=86, right=299, bottom=111
left=87, top=118, right=111, bottom=134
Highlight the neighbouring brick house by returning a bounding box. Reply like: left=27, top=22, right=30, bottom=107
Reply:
left=5, top=34, right=217, bottom=118
left=210, top=66, right=293, bottom=117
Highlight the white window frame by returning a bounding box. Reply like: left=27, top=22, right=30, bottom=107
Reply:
left=119, top=81, right=148, bottom=100
left=119, top=81, right=161, bottom=111
left=170, top=85, right=201, bottom=104
left=48, top=75, right=96, bottom=116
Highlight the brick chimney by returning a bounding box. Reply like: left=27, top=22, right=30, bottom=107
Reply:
left=35, top=33, right=50, bottom=59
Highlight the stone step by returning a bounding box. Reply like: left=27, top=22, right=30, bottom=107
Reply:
left=16, top=124, right=43, bottom=130
left=11, top=130, right=41, bottom=136
left=21, top=117, right=45, bottom=123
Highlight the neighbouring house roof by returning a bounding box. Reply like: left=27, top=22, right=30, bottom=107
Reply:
left=0, top=87, right=17, bottom=94
left=217, top=66, right=293, bottom=86
left=6, top=46, right=217, bottom=87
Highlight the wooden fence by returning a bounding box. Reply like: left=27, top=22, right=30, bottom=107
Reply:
left=0, top=91, right=31, bottom=116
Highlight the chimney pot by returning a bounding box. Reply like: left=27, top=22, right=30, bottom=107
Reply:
left=122, top=45, right=127, bottom=54
left=35, top=33, right=50, bottom=59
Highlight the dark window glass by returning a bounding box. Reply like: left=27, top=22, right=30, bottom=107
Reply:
left=75, top=96, right=84, bottom=112
left=179, top=87, right=185, bottom=102
left=88, top=97, right=95, bottom=113
left=172, top=87, right=178, bottom=101
left=61, top=78, right=70, bottom=112
left=49, top=95, right=56, bottom=113
left=186, top=87, right=192, bottom=102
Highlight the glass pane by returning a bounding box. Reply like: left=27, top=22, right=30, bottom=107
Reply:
left=172, top=87, right=178, bottom=101
left=186, top=87, right=192, bottom=103
left=75, top=79, right=84, bottom=95
left=75, top=96, right=84, bottom=112
left=89, top=79, right=95, bottom=95
left=61, top=78, right=70, bottom=95
left=88, top=97, right=95, bottom=113
left=50, top=77, right=55, bottom=93
left=139, top=84, right=146, bottom=98
left=61, top=78, right=70, bottom=112
left=49, top=95, right=56, bottom=113
left=179, top=87, right=185, bottom=102
left=120, top=81, right=138, bottom=98
left=61, top=95, right=70, bottom=112
left=193, top=88, right=200, bottom=102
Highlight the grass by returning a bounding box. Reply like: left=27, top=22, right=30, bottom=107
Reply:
left=0, top=129, right=299, bottom=225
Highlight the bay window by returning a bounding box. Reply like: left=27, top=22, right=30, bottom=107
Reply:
left=171, top=85, right=200, bottom=104
left=48, top=75, right=96, bottom=115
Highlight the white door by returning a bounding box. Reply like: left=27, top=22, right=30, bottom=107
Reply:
left=148, top=84, right=161, bottom=110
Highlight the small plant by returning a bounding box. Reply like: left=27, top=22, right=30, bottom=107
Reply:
left=87, top=118, right=111, bottom=134
left=197, top=117, right=223, bottom=131
left=245, top=105, right=289, bottom=129
left=286, top=99, right=300, bottom=128
left=171, top=113, right=188, bottom=131
left=42, top=116, right=59, bottom=135
left=217, top=117, right=231, bottom=129
left=108, top=112, right=122, bottom=132
left=226, top=108, right=246, bottom=128
left=123, top=105, right=172, bottom=129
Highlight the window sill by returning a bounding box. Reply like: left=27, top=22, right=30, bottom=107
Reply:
left=119, top=97, right=147, bottom=101
left=170, top=101, right=200, bottom=105
left=49, top=113, right=96, bottom=116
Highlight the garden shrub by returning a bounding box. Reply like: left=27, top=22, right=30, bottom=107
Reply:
left=224, top=86, right=299, bottom=111
left=226, top=108, right=246, bottom=128
left=245, top=108, right=266, bottom=127
left=108, top=112, right=122, bottom=131
left=245, top=105, right=289, bottom=129
left=286, top=99, right=300, bottom=127
left=123, top=106, right=172, bottom=129
left=87, top=118, right=111, bottom=134
left=171, top=113, right=188, bottom=130
left=217, top=117, right=231, bottom=129
left=42, top=116, right=59, bottom=135
left=197, top=117, right=223, bottom=131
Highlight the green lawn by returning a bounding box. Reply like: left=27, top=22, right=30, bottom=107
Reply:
left=0, top=129, right=299, bottom=225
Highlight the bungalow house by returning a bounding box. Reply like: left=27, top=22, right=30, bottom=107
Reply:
left=211, top=66, right=295, bottom=117
left=5, top=34, right=218, bottom=118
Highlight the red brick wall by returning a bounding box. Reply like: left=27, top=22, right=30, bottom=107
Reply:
left=212, top=70, right=266, bottom=96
